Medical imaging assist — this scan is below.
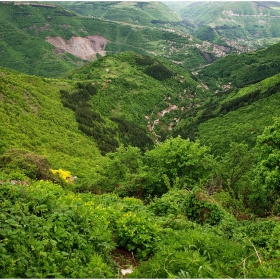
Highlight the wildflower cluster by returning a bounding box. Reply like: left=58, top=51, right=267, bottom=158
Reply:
left=50, top=168, right=74, bottom=183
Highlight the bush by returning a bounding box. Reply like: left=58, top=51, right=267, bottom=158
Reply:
left=115, top=210, right=161, bottom=260
left=149, top=187, right=228, bottom=226
left=183, top=187, right=227, bottom=225
left=148, top=188, right=188, bottom=216
left=144, top=136, right=213, bottom=197
left=0, top=148, right=53, bottom=180
left=212, top=190, right=249, bottom=220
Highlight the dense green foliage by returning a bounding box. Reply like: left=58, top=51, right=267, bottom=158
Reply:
left=173, top=72, right=280, bottom=155
left=0, top=182, right=116, bottom=278
left=55, top=1, right=182, bottom=27
left=198, top=42, right=280, bottom=91
left=0, top=50, right=212, bottom=183
left=167, top=1, right=280, bottom=49
left=0, top=1, right=210, bottom=77
left=89, top=137, right=213, bottom=199
left=2, top=177, right=280, bottom=278
left=2, top=11, right=280, bottom=275
left=251, top=118, right=280, bottom=216
left=66, top=52, right=209, bottom=140
left=0, top=149, right=53, bottom=181
left=60, top=83, right=119, bottom=154
left=111, top=117, right=154, bottom=152
left=0, top=66, right=105, bottom=179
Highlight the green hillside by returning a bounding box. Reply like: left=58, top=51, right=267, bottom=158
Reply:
left=55, top=1, right=182, bottom=27
left=0, top=66, right=105, bottom=179
left=0, top=51, right=209, bottom=176
left=0, top=1, right=211, bottom=77
left=66, top=51, right=211, bottom=141
left=2, top=3, right=280, bottom=278
left=2, top=1, right=267, bottom=79
left=166, top=1, right=280, bottom=49
left=197, top=41, right=280, bottom=91
left=2, top=50, right=280, bottom=278
left=170, top=42, right=280, bottom=156
left=173, top=71, right=280, bottom=155
left=0, top=2, right=86, bottom=77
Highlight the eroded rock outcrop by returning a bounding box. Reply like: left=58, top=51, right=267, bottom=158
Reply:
left=46, top=35, right=110, bottom=60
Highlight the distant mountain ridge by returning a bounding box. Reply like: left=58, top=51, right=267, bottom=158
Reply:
left=3, top=1, right=278, bottom=78
left=0, top=1, right=205, bottom=77
left=165, top=1, right=280, bottom=50
left=53, top=1, right=182, bottom=26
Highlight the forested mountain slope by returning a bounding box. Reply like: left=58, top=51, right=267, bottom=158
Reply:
left=0, top=1, right=217, bottom=77
left=197, top=41, right=280, bottom=91
left=2, top=3, right=280, bottom=278
left=164, top=41, right=280, bottom=155
left=2, top=1, right=272, bottom=79
left=0, top=66, right=105, bottom=178
left=166, top=1, right=280, bottom=50
left=54, top=1, right=182, bottom=27
left=0, top=51, right=209, bottom=176
left=66, top=51, right=211, bottom=142
left=2, top=61, right=280, bottom=277
left=173, top=71, right=280, bottom=155
left=2, top=45, right=280, bottom=279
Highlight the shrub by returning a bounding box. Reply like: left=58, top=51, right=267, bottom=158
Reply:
left=183, top=187, right=227, bottom=225
left=148, top=188, right=187, bottom=216
left=0, top=148, right=53, bottom=180
left=212, top=190, right=249, bottom=220
left=144, top=136, right=213, bottom=197
left=149, top=187, right=228, bottom=226
left=115, top=210, right=161, bottom=260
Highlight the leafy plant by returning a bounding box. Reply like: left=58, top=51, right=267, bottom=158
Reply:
left=115, top=210, right=161, bottom=260
left=144, top=136, right=213, bottom=196
left=250, top=117, right=280, bottom=215
left=183, top=187, right=227, bottom=225
left=0, top=181, right=116, bottom=278
left=131, top=226, right=250, bottom=278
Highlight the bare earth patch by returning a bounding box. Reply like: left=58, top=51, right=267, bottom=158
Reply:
left=46, top=35, right=110, bottom=60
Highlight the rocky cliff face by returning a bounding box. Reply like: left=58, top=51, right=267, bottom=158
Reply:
left=46, top=35, right=110, bottom=60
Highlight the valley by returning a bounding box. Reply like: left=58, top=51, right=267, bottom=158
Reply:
left=2, top=1, right=272, bottom=78
left=2, top=1, right=280, bottom=278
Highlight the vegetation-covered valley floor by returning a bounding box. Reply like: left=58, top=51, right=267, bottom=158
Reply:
left=1, top=42, right=280, bottom=279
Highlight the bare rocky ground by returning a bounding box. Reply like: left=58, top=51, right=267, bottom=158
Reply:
left=46, top=35, right=110, bottom=60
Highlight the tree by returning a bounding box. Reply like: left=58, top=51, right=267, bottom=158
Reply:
left=251, top=118, right=280, bottom=215
left=143, top=136, right=213, bottom=197
left=95, top=145, right=146, bottom=197
left=212, top=142, right=256, bottom=196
